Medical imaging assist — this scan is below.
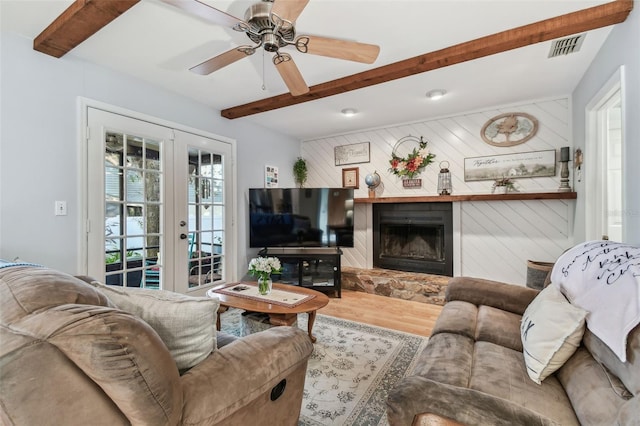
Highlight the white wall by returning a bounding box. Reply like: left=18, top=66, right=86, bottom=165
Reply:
left=302, top=98, right=574, bottom=285
left=0, top=30, right=299, bottom=277
left=572, top=6, right=640, bottom=245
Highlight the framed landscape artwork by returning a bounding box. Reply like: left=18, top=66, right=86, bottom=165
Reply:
left=464, top=150, right=556, bottom=181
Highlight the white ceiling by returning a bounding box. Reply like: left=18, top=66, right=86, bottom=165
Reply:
left=2, top=0, right=614, bottom=140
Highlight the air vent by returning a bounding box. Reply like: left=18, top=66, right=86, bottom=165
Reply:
left=548, top=34, right=586, bottom=58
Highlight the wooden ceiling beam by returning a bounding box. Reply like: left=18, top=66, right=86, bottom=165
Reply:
left=221, top=0, right=633, bottom=120
left=34, top=0, right=140, bottom=58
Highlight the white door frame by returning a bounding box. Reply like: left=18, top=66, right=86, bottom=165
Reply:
left=78, top=98, right=238, bottom=287
left=584, top=66, right=626, bottom=241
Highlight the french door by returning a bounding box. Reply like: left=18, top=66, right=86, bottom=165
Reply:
left=86, top=108, right=234, bottom=295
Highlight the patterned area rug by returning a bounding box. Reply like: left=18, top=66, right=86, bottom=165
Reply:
left=219, top=309, right=429, bottom=426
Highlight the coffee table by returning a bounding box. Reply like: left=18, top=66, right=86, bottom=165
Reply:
left=207, top=282, right=330, bottom=343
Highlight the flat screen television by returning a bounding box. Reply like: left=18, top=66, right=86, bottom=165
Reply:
left=249, top=188, right=354, bottom=248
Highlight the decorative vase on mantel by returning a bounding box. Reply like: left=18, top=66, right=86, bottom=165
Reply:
left=258, top=275, right=273, bottom=295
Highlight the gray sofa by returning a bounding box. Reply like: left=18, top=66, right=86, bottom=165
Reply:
left=0, top=264, right=313, bottom=425
left=387, top=276, right=640, bottom=425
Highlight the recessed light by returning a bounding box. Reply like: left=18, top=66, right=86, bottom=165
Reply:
left=426, top=89, right=447, bottom=100
left=341, top=108, right=358, bottom=117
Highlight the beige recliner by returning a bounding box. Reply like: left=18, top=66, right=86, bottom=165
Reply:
left=0, top=264, right=313, bottom=425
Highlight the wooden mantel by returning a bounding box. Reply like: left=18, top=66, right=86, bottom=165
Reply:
left=355, top=192, right=577, bottom=204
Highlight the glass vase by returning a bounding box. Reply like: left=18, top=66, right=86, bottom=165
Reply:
left=258, top=276, right=272, bottom=295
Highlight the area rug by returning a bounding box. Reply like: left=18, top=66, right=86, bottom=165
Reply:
left=219, top=309, right=429, bottom=426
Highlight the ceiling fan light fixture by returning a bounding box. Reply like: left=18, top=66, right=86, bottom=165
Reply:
left=426, top=89, right=447, bottom=100
left=341, top=108, right=358, bottom=117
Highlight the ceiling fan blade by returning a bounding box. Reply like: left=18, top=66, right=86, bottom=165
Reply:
left=270, top=0, right=310, bottom=24
left=296, top=35, right=380, bottom=64
left=190, top=46, right=254, bottom=75
left=273, top=53, right=309, bottom=96
left=160, top=0, right=246, bottom=30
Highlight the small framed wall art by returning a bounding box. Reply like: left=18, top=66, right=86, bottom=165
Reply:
left=265, top=165, right=279, bottom=188
left=342, top=167, right=359, bottom=189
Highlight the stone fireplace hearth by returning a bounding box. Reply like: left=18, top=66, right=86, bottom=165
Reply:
left=341, top=266, right=449, bottom=305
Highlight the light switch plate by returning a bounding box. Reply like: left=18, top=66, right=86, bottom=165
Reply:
left=55, top=201, right=67, bottom=216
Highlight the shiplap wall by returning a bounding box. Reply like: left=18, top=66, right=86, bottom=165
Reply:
left=302, top=98, right=575, bottom=285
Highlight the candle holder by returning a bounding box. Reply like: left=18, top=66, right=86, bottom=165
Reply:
left=558, top=147, right=571, bottom=192
left=558, top=160, right=571, bottom=192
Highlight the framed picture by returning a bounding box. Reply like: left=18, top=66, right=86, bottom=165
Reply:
left=265, top=165, right=279, bottom=188
left=342, top=167, right=359, bottom=189
left=335, top=142, right=370, bottom=165
left=464, top=150, right=556, bottom=181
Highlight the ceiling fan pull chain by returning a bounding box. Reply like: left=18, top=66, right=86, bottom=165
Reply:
left=262, top=49, right=267, bottom=91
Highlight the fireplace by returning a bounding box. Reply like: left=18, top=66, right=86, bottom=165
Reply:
left=373, top=203, right=453, bottom=276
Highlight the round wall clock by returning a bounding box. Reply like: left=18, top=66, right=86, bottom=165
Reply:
left=480, top=112, right=538, bottom=147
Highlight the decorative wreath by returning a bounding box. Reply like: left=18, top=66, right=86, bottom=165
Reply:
left=388, top=136, right=436, bottom=179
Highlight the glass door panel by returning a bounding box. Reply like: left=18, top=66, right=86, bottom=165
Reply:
left=103, top=131, right=164, bottom=288
left=186, top=148, right=224, bottom=289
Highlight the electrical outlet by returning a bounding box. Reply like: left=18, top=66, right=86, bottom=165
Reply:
left=55, top=201, right=67, bottom=216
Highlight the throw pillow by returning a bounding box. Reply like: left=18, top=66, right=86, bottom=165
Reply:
left=521, top=284, right=588, bottom=384
left=89, top=281, right=219, bottom=371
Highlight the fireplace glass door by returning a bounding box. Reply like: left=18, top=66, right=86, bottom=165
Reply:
left=373, top=203, right=453, bottom=276
left=379, top=223, right=445, bottom=262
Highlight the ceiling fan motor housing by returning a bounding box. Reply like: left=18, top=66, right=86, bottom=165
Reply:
left=244, top=1, right=295, bottom=51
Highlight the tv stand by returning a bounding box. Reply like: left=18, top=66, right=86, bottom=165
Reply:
left=259, top=247, right=342, bottom=298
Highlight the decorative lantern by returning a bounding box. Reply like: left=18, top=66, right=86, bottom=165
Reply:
left=438, top=161, right=452, bottom=195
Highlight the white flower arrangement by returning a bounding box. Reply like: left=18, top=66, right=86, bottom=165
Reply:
left=248, top=256, right=282, bottom=280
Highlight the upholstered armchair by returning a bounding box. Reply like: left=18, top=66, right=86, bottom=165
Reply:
left=0, top=264, right=313, bottom=425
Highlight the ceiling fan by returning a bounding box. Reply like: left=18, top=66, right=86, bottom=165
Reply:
left=161, top=0, right=380, bottom=96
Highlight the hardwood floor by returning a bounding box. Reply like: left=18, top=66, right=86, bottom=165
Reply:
left=318, top=290, right=443, bottom=337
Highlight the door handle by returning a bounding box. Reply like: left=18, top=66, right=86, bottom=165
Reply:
left=179, top=221, right=186, bottom=227
left=180, top=233, right=188, bottom=240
